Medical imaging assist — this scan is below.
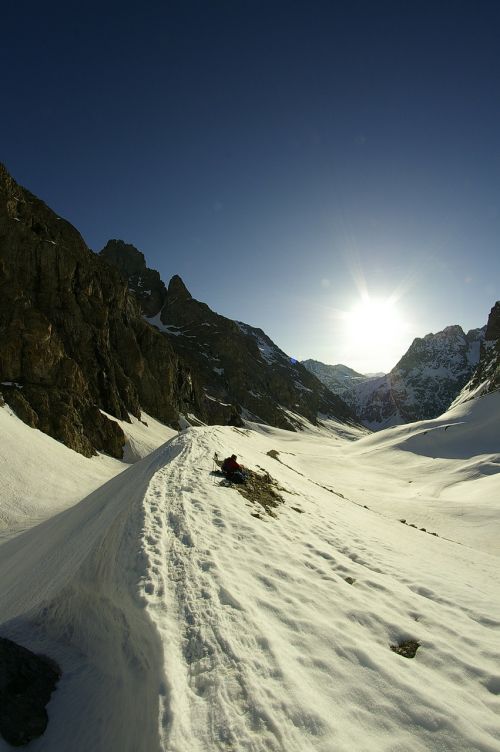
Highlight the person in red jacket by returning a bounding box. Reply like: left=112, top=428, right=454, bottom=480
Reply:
left=221, top=454, right=246, bottom=483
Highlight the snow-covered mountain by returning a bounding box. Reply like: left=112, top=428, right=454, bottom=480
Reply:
left=301, top=360, right=368, bottom=401
left=1, top=386, right=499, bottom=750
left=304, top=325, right=485, bottom=429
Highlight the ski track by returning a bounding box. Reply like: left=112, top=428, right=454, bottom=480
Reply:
left=134, top=428, right=500, bottom=752
left=140, top=433, right=311, bottom=751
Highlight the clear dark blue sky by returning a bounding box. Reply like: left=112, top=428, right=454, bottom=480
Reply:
left=2, top=0, right=499, bottom=371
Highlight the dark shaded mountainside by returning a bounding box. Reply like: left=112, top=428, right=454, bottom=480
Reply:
left=304, top=323, right=487, bottom=429
left=456, top=301, right=500, bottom=403
left=0, top=165, right=355, bottom=457
left=100, top=240, right=354, bottom=431
left=0, top=164, right=198, bottom=456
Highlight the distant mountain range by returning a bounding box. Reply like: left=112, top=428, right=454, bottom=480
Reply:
left=303, top=323, right=487, bottom=429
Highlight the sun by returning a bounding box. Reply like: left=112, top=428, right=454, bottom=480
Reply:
left=344, top=296, right=406, bottom=347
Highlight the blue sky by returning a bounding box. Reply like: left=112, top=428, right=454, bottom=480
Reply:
left=2, top=0, right=499, bottom=371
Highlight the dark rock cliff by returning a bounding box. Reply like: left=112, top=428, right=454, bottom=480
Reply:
left=0, top=164, right=198, bottom=456
left=100, top=239, right=167, bottom=317
left=458, top=302, right=500, bottom=401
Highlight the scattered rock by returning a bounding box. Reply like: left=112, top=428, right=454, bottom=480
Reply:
left=266, top=449, right=280, bottom=459
left=0, top=637, right=61, bottom=747
left=344, top=577, right=356, bottom=585
left=390, top=639, right=420, bottom=659
left=399, top=519, right=440, bottom=538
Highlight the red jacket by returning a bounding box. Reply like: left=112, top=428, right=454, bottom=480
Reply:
left=222, top=457, right=241, bottom=473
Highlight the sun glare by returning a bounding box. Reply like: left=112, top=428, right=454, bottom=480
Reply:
left=344, top=296, right=406, bottom=347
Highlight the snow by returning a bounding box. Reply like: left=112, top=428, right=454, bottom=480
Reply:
left=236, top=322, right=280, bottom=364
left=204, top=392, right=232, bottom=407
left=99, top=409, right=177, bottom=463
left=295, top=382, right=312, bottom=393
left=0, top=396, right=500, bottom=751
left=145, top=313, right=183, bottom=336
left=0, top=405, right=176, bottom=536
left=0, top=405, right=122, bottom=536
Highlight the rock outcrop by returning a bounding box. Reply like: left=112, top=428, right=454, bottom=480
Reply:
left=453, top=302, right=500, bottom=403
left=0, top=164, right=198, bottom=456
left=0, top=637, right=60, bottom=747
left=100, top=239, right=167, bottom=317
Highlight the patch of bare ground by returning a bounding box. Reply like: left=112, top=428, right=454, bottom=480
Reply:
left=390, top=639, right=420, bottom=659
left=235, top=469, right=286, bottom=519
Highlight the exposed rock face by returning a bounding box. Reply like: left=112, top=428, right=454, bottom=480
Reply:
left=454, top=302, right=500, bottom=403
left=0, top=164, right=198, bottom=456
left=99, top=246, right=356, bottom=430
left=0, top=637, right=60, bottom=747
left=304, top=325, right=485, bottom=429
left=485, top=301, right=500, bottom=341
left=100, top=239, right=167, bottom=317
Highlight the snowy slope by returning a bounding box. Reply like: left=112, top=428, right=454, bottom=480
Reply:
left=1, top=396, right=499, bottom=751
left=0, top=405, right=122, bottom=535
left=311, top=391, right=500, bottom=556
left=0, top=404, right=176, bottom=536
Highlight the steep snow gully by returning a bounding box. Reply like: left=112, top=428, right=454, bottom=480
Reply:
left=1, top=404, right=500, bottom=751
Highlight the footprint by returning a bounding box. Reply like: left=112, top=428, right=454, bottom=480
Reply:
left=218, top=586, right=242, bottom=610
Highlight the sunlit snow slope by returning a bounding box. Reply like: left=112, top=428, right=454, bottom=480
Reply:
left=0, top=397, right=499, bottom=752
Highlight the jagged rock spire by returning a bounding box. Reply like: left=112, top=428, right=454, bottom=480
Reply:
left=167, top=274, right=192, bottom=301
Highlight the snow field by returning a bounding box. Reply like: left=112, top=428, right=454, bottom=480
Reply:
left=0, top=395, right=499, bottom=750
left=136, top=425, right=500, bottom=751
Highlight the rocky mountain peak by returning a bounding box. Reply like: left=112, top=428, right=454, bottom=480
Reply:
left=0, top=162, right=18, bottom=194
left=453, top=303, right=500, bottom=404
left=485, top=301, right=500, bottom=341
left=99, top=239, right=166, bottom=317
left=167, top=274, right=192, bottom=301
left=100, top=239, right=147, bottom=275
